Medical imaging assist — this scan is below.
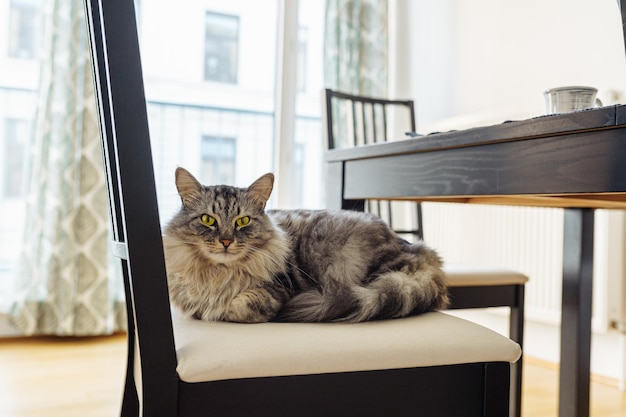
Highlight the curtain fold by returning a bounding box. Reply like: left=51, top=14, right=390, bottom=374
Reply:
left=10, top=0, right=125, bottom=336
left=324, top=0, right=388, bottom=96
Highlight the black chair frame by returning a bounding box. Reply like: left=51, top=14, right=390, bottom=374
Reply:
left=84, top=1, right=512, bottom=416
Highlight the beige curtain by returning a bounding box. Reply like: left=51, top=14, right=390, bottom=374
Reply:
left=324, top=0, right=388, bottom=96
left=10, top=0, right=125, bottom=336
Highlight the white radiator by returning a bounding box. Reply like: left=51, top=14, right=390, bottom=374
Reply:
left=420, top=203, right=626, bottom=331
left=604, top=210, right=626, bottom=332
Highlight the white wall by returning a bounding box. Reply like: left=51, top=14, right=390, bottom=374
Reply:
left=394, top=0, right=626, bottom=131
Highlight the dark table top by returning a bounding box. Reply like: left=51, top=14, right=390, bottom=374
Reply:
left=326, top=105, right=626, bottom=209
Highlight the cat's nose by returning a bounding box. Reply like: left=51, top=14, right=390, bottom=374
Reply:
left=220, top=239, right=233, bottom=248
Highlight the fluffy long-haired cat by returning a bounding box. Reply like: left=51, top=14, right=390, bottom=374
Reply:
left=163, top=168, right=449, bottom=323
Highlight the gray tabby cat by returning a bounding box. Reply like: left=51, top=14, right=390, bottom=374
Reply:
left=163, top=168, right=449, bottom=323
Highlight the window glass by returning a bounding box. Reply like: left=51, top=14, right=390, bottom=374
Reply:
left=2, top=118, right=28, bottom=198
left=8, top=0, right=42, bottom=59
left=293, top=0, right=325, bottom=208
left=204, top=12, right=239, bottom=84
left=200, top=136, right=236, bottom=185
left=296, top=26, right=308, bottom=93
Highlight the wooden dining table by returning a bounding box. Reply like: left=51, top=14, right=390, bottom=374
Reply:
left=325, top=105, right=626, bottom=417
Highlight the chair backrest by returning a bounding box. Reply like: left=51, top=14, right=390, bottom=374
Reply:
left=322, top=88, right=423, bottom=240
left=84, top=0, right=178, bottom=414
left=323, top=88, right=416, bottom=148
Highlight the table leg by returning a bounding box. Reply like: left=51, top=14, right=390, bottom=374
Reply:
left=559, top=208, right=594, bottom=417
left=326, top=161, right=364, bottom=212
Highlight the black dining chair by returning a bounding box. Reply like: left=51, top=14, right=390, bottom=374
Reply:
left=323, top=88, right=528, bottom=417
left=83, top=1, right=521, bottom=416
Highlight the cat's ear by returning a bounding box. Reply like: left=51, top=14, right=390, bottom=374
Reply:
left=175, top=167, right=202, bottom=207
left=247, top=173, right=274, bottom=209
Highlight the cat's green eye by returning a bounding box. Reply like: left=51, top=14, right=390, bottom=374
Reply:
left=200, top=214, right=216, bottom=227
left=236, top=216, right=250, bottom=228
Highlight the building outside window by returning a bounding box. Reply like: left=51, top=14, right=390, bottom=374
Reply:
left=200, top=135, right=236, bottom=186
left=204, top=12, right=239, bottom=84
left=8, top=0, right=42, bottom=59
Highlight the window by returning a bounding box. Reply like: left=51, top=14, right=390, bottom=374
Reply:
left=296, top=26, right=308, bottom=92
left=291, top=143, right=304, bottom=205
left=0, top=0, right=326, bottom=320
left=204, top=12, right=239, bottom=83
left=2, top=119, right=28, bottom=198
left=200, top=136, right=236, bottom=185
left=8, top=0, right=42, bottom=59
left=0, top=118, right=29, bottom=312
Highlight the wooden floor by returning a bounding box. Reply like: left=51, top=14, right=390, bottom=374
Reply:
left=0, top=334, right=625, bottom=417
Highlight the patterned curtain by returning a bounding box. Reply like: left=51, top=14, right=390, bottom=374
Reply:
left=10, top=0, right=125, bottom=336
left=324, top=0, right=388, bottom=96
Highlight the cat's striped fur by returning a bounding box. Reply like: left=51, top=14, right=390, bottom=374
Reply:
left=163, top=168, right=449, bottom=323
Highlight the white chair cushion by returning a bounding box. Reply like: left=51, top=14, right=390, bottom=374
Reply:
left=444, top=264, right=529, bottom=287
left=173, top=311, right=521, bottom=383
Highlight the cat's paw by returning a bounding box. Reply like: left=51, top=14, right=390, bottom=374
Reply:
left=225, top=289, right=282, bottom=323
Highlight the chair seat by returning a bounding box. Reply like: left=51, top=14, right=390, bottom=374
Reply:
left=173, top=311, right=521, bottom=383
left=444, top=264, right=529, bottom=287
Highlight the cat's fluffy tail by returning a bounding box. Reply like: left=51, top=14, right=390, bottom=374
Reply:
left=277, top=266, right=449, bottom=323
left=276, top=288, right=353, bottom=323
